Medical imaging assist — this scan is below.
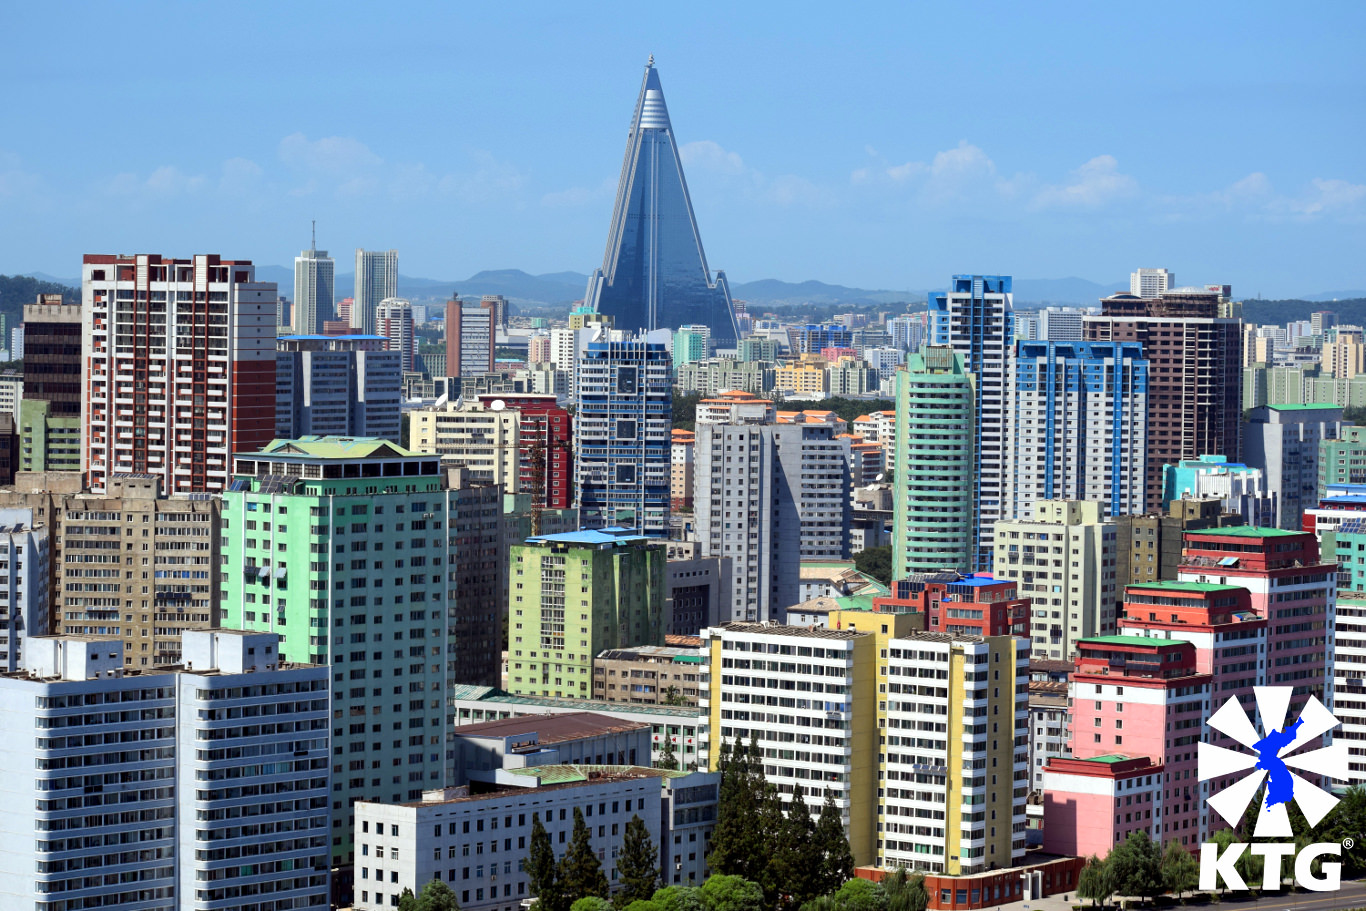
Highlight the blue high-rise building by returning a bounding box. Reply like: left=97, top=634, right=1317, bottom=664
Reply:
left=574, top=338, right=673, bottom=535
left=792, top=324, right=855, bottom=355
left=584, top=58, right=740, bottom=349
left=1009, top=341, right=1149, bottom=520
left=927, top=275, right=1014, bottom=569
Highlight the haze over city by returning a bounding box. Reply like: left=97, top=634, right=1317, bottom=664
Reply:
left=4, top=1, right=1365, bottom=298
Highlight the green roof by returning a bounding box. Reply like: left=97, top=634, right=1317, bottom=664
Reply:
left=1265, top=403, right=1340, bottom=411
left=1081, top=634, right=1170, bottom=647
left=1195, top=525, right=1302, bottom=538
left=506, top=764, right=690, bottom=785
left=1082, top=754, right=1132, bottom=764
left=254, top=436, right=421, bottom=460
left=1128, top=581, right=1243, bottom=593
left=461, top=688, right=700, bottom=718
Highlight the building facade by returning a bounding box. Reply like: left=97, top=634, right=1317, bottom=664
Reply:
left=0, top=631, right=331, bottom=911
left=19, top=295, right=82, bottom=473
left=892, top=347, right=976, bottom=577
left=1243, top=403, right=1343, bottom=528
left=81, top=253, right=278, bottom=493
left=446, top=297, right=497, bottom=378
left=376, top=297, right=415, bottom=372
left=928, top=276, right=1014, bottom=568
left=353, top=249, right=398, bottom=336
left=219, top=437, right=503, bottom=863
left=1161, top=454, right=1277, bottom=527
left=294, top=242, right=336, bottom=334
left=276, top=335, right=403, bottom=442
left=575, top=340, right=672, bottom=535
left=508, top=529, right=666, bottom=699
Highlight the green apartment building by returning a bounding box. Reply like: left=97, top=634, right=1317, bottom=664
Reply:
left=892, top=345, right=976, bottom=578
left=509, top=528, right=665, bottom=699
left=218, top=436, right=503, bottom=865
left=1322, top=425, right=1366, bottom=494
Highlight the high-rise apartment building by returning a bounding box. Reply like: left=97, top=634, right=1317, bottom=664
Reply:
left=508, top=528, right=665, bottom=699
left=0, top=509, right=48, bottom=672
left=352, top=249, right=398, bottom=335
left=992, top=500, right=1118, bottom=660
left=1035, top=307, right=1086, bottom=341
left=476, top=393, right=573, bottom=510
left=1243, top=403, right=1343, bottom=528
left=929, top=275, right=1014, bottom=569
left=673, top=326, right=709, bottom=367
left=81, top=253, right=277, bottom=494
left=694, top=392, right=850, bottom=622
left=698, top=620, right=1028, bottom=873
left=671, top=428, right=694, bottom=510
left=892, top=347, right=976, bottom=577
left=294, top=239, right=336, bottom=334
left=444, top=295, right=497, bottom=378
left=20, top=294, right=82, bottom=473
left=375, top=297, right=415, bottom=371
left=1129, top=268, right=1174, bottom=299
left=584, top=59, right=739, bottom=348
left=549, top=312, right=616, bottom=403
left=1008, top=341, right=1148, bottom=520
left=219, top=438, right=503, bottom=862
left=406, top=397, right=522, bottom=487
left=1322, top=517, right=1366, bottom=780
left=575, top=339, right=671, bottom=535
left=1161, top=455, right=1276, bottom=527
left=1084, top=290, right=1243, bottom=512
left=1113, top=497, right=1241, bottom=588
left=1320, top=425, right=1366, bottom=495
left=276, top=334, right=403, bottom=442
left=0, top=631, right=330, bottom=911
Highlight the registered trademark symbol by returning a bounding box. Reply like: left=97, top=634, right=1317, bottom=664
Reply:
left=1344, top=838, right=1355, bottom=849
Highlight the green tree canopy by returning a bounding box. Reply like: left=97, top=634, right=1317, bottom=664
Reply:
left=833, top=879, right=887, bottom=911
left=528, top=814, right=559, bottom=905
left=558, top=807, right=609, bottom=906
left=852, top=546, right=892, bottom=585
left=657, top=733, right=679, bottom=771
left=699, top=875, right=765, bottom=911
left=1076, top=856, right=1111, bottom=907
left=651, top=885, right=705, bottom=911
left=571, top=899, right=614, bottom=911
left=1161, top=840, right=1199, bottom=900
left=776, top=784, right=824, bottom=907
left=815, top=789, right=855, bottom=895
left=1108, top=831, right=1164, bottom=905
left=615, top=815, right=660, bottom=907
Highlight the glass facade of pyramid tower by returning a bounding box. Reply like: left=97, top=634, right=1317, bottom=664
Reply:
left=585, top=61, right=740, bottom=349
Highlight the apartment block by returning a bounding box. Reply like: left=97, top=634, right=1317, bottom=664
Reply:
left=219, top=437, right=503, bottom=863
left=276, top=335, right=403, bottom=442
left=1244, top=403, right=1344, bottom=528
left=508, top=529, right=665, bottom=699
left=992, top=500, right=1118, bottom=661
left=592, top=644, right=703, bottom=706
left=892, top=347, right=976, bottom=577
left=81, top=253, right=278, bottom=493
left=475, top=394, right=572, bottom=511
left=0, top=631, right=330, bottom=911
left=872, top=572, right=1031, bottom=638
left=406, top=398, right=522, bottom=488
left=1162, top=454, right=1277, bottom=527
left=1114, top=497, right=1242, bottom=587
left=445, top=296, right=497, bottom=378
left=694, top=392, right=850, bottom=622
left=19, top=295, right=82, bottom=473
left=0, top=509, right=48, bottom=672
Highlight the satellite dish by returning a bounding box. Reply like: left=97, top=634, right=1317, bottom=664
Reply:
left=875, top=473, right=885, bottom=482
left=489, top=400, right=506, bottom=411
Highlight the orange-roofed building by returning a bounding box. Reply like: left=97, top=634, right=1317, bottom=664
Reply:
left=695, top=390, right=775, bottom=425
left=671, top=429, right=695, bottom=510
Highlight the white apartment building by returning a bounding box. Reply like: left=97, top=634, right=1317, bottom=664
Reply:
left=80, top=253, right=278, bottom=494
left=1036, top=307, right=1086, bottom=341
left=293, top=244, right=335, bottom=334
left=1130, top=268, right=1174, bottom=299
left=0, top=631, right=331, bottom=911
left=992, top=500, right=1119, bottom=661
left=376, top=297, right=415, bottom=372
left=0, top=372, right=22, bottom=417
left=694, top=401, right=850, bottom=622
left=276, top=335, right=403, bottom=441
left=406, top=398, right=521, bottom=488
left=353, top=249, right=399, bottom=335
left=0, top=510, right=48, bottom=672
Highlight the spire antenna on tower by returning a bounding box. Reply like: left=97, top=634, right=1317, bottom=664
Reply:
left=647, top=54, right=654, bottom=68
left=311, top=219, right=316, bottom=251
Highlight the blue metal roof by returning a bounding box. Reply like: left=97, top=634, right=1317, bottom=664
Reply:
left=949, top=574, right=1013, bottom=587
left=525, top=527, right=653, bottom=546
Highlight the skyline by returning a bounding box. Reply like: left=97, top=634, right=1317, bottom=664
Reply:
left=2, top=2, right=1364, bottom=298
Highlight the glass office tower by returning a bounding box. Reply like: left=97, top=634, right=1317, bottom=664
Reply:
left=585, top=59, right=740, bottom=349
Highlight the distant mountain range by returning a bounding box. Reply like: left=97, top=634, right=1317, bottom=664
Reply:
left=14, top=269, right=1362, bottom=309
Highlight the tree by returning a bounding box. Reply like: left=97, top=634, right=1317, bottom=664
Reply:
left=661, top=686, right=687, bottom=706
left=528, top=815, right=560, bottom=905
left=571, top=900, right=613, bottom=911
left=625, top=902, right=662, bottom=911
left=707, top=740, right=766, bottom=883
left=775, top=783, right=823, bottom=908
left=657, top=732, right=679, bottom=771
left=832, top=879, right=887, bottom=911
left=652, top=885, right=705, bottom=911
left=1160, top=841, right=1199, bottom=902
left=558, top=807, right=609, bottom=905
left=815, top=789, right=855, bottom=895
left=616, top=815, right=660, bottom=907
left=1110, top=831, right=1163, bottom=906
left=1076, top=856, right=1110, bottom=908
left=399, top=888, right=420, bottom=911
left=852, top=545, right=892, bottom=585
left=700, top=875, right=765, bottom=911
left=1205, top=829, right=1240, bottom=895
left=672, top=393, right=702, bottom=433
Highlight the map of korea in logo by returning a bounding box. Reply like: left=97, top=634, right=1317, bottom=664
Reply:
left=1198, top=686, right=1348, bottom=837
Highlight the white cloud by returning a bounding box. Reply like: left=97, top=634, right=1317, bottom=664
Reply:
left=1032, top=155, right=1138, bottom=210
left=680, top=140, right=747, bottom=176
left=437, top=150, right=526, bottom=203
left=679, top=140, right=834, bottom=207
left=278, top=133, right=382, bottom=176
left=541, top=177, right=617, bottom=208
left=1290, top=178, right=1366, bottom=217
left=851, top=141, right=1026, bottom=206
left=106, top=165, right=206, bottom=197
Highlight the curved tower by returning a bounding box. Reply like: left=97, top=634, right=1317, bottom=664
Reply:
left=585, top=58, right=740, bottom=349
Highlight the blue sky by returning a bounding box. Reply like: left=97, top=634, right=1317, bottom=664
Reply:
left=3, top=1, right=1363, bottom=297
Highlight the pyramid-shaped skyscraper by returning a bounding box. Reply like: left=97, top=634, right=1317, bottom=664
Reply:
left=585, top=58, right=740, bottom=349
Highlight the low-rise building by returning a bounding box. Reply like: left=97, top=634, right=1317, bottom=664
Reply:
left=593, top=644, right=704, bottom=706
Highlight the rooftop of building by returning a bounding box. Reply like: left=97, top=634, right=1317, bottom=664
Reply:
left=787, top=596, right=842, bottom=616
left=447, top=685, right=701, bottom=718
left=1315, top=495, right=1366, bottom=506
left=896, top=629, right=988, bottom=644
left=944, top=573, right=1016, bottom=588
left=1263, top=403, right=1341, bottom=411
left=253, top=436, right=421, bottom=460
left=596, top=645, right=702, bottom=664
left=712, top=621, right=869, bottom=641
left=1080, top=634, right=1176, bottom=648
left=451, top=711, right=651, bottom=743
left=378, top=766, right=676, bottom=808
left=523, top=527, right=656, bottom=547
left=279, top=334, right=387, bottom=341
left=664, top=634, right=702, bottom=648
left=505, top=764, right=693, bottom=786
left=1126, top=580, right=1244, bottom=593
left=1187, top=525, right=1303, bottom=538
left=1082, top=754, right=1134, bottom=764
